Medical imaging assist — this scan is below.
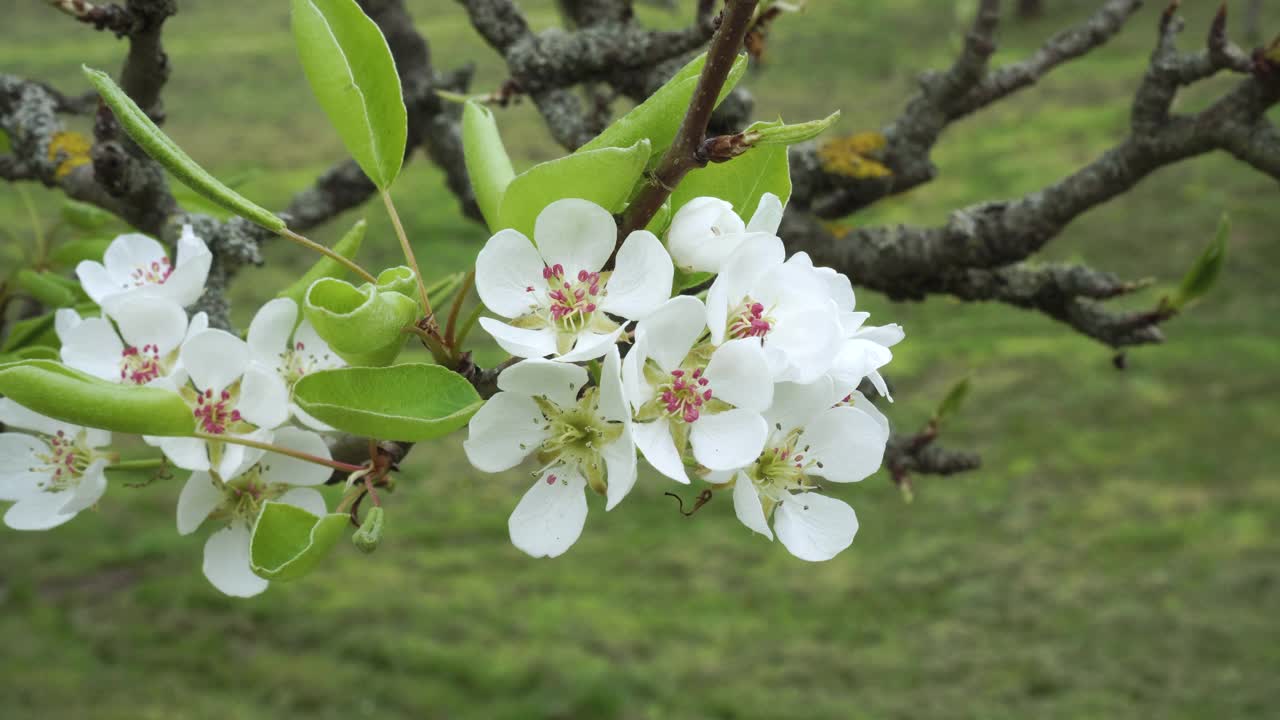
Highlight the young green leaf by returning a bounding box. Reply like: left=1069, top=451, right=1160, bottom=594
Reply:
left=48, top=238, right=112, bottom=269
left=375, top=265, right=420, bottom=303
left=933, top=377, right=971, bottom=423
left=277, top=219, right=367, bottom=308
left=82, top=66, right=285, bottom=231
left=250, top=502, right=350, bottom=581
left=0, top=312, right=57, bottom=353
left=747, top=111, right=841, bottom=146
left=293, top=363, right=482, bottom=441
left=670, top=120, right=791, bottom=218
left=1169, top=213, right=1229, bottom=311
left=60, top=199, right=118, bottom=231
left=352, top=505, right=384, bottom=554
left=462, top=100, right=516, bottom=231
left=291, top=0, right=407, bottom=190
left=577, top=52, right=748, bottom=155
left=497, top=140, right=651, bottom=237
left=16, top=269, right=75, bottom=308
left=303, top=277, right=416, bottom=366
left=0, top=359, right=195, bottom=436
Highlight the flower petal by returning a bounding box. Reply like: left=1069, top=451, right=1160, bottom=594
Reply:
left=703, top=338, right=774, bottom=412
left=277, top=487, right=326, bottom=517
left=853, top=323, right=906, bottom=348
left=75, top=260, right=120, bottom=307
left=475, top=229, right=546, bottom=319
left=621, top=336, right=650, bottom=413
left=848, top=390, right=890, bottom=436
left=59, top=317, right=125, bottom=382
left=237, top=367, right=290, bottom=430
left=181, top=329, right=249, bottom=394
left=799, top=406, right=888, bottom=483
left=203, top=523, right=268, bottom=597
left=497, top=358, right=587, bottom=407
left=293, top=320, right=343, bottom=372
left=705, top=233, right=785, bottom=344
left=533, top=198, right=616, bottom=276
left=774, top=492, right=858, bottom=562
left=766, top=301, right=845, bottom=383
left=177, top=471, right=223, bottom=535
left=689, top=408, right=767, bottom=471
left=216, top=428, right=273, bottom=481
left=666, top=197, right=746, bottom=273
left=259, top=427, right=333, bottom=487
left=602, top=432, right=636, bottom=511
left=247, top=298, right=299, bottom=369
left=0, top=433, right=47, bottom=500
left=745, top=192, right=784, bottom=235
left=4, top=489, right=77, bottom=530
left=166, top=225, right=213, bottom=307
left=54, top=308, right=82, bottom=341
left=732, top=472, right=773, bottom=540
left=508, top=466, right=589, bottom=558
left=601, top=230, right=674, bottom=320
left=597, top=345, right=629, bottom=424
left=113, top=296, right=190, bottom=355
left=463, top=392, right=548, bottom=473
left=57, top=460, right=107, bottom=515
left=765, top=377, right=837, bottom=437
left=158, top=437, right=210, bottom=472
left=634, top=295, right=705, bottom=373
left=631, top=418, right=689, bottom=484
left=102, top=233, right=166, bottom=284
left=555, top=328, right=623, bottom=364
left=479, top=318, right=558, bottom=359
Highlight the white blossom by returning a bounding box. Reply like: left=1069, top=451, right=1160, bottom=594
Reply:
left=176, top=427, right=331, bottom=597
left=55, top=298, right=208, bottom=386
left=0, top=399, right=112, bottom=530
left=475, top=198, right=674, bottom=362
left=76, top=225, right=211, bottom=313
left=622, top=295, right=773, bottom=483
left=705, top=234, right=846, bottom=384
left=148, top=328, right=290, bottom=480
left=666, top=193, right=784, bottom=274
left=246, top=298, right=345, bottom=430
left=463, top=346, right=634, bottom=558
left=715, top=377, right=889, bottom=561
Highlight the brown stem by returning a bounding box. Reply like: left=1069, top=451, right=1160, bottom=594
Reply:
left=617, top=0, right=760, bottom=242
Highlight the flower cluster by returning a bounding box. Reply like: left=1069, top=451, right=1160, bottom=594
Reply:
left=1, top=228, right=346, bottom=597
left=468, top=196, right=902, bottom=561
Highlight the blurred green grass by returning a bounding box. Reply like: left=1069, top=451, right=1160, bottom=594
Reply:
left=3, top=1, right=1280, bottom=718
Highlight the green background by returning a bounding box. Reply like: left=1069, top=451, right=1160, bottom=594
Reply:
left=2, top=1, right=1278, bottom=718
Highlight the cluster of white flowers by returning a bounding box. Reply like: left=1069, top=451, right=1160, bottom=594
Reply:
left=0, top=194, right=902, bottom=597
left=467, top=197, right=902, bottom=561
left=0, top=228, right=346, bottom=596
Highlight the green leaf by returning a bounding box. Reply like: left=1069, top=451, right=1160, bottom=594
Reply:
left=16, top=270, right=75, bottom=308
left=1, top=312, right=56, bottom=353
left=497, top=140, right=651, bottom=237
left=1169, top=213, right=1229, bottom=311
left=0, top=129, right=9, bottom=154
left=277, top=219, right=366, bottom=308
left=670, top=120, right=791, bottom=219
left=293, top=363, right=482, bottom=441
left=462, top=100, right=516, bottom=231
left=250, top=502, right=349, bottom=581
left=304, top=277, right=416, bottom=366
left=48, top=238, right=112, bottom=269
left=748, top=111, right=841, bottom=146
left=374, top=265, right=419, bottom=303
left=82, top=66, right=285, bottom=231
left=351, top=505, right=384, bottom=554
left=933, top=377, right=971, bottom=423
left=291, top=0, right=407, bottom=190
left=578, top=52, right=748, bottom=156
left=60, top=199, right=117, bottom=231
left=0, top=359, right=195, bottom=435
left=673, top=268, right=714, bottom=293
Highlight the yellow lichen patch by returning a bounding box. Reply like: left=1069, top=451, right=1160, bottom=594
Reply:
left=818, top=131, right=892, bottom=179
left=820, top=220, right=853, bottom=240
left=47, top=131, right=92, bottom=179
